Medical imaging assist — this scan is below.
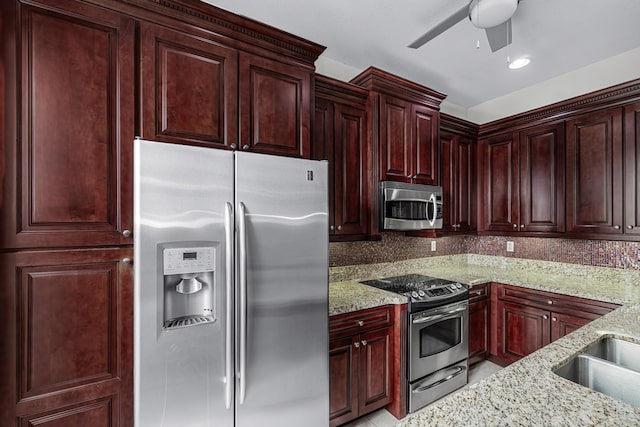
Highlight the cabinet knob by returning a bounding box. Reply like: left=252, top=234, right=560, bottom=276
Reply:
left=614, top=225, right=621, bottom=230
left=361, top=340, right=367, bottom=346
left=412, top=175, right=417, bottom=179
left=512, top=224, right=517, bottom=228
left=230, top=143, right=238, bottom=150
left=354, top=342, right=360, bottom=348
left=242, top=145, right=250, bottom=151
left=407, top=175, right=412, bottom=178
left=471, top=290, right=483, bottom=296
left=520, top=224, right=525, bottom=228
left=330, top=225, right=334, bottom=231
left=122, top=258, right=132, bottom=265
left=552, top=317, right=557, bottom=322
left=123, top=229, right=132, bottom=238
left=357, top=320, right=364, bottom=327
left=547, top=300, right=553, bottom=305
left=627, top=225, right=635, bottom=230
left=337, top=225, right=342, bottom=231
left=543, top=315, right=548, bottom=320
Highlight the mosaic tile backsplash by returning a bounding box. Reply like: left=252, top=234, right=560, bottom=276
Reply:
left=329, top=233, right=640, bottom=270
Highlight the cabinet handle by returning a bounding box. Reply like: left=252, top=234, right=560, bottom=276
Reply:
left=614, top=225, right=621, bottom=230
left=547, top=300, right=553, bottom=305
left=543, top=315, right=548, bottom=320
left=512, top=224, right=517, bottom=228
left=354, top=342, right=360, bottom=348
left=357, top=320, right=364, bottom=327
left=552, top=317, right=557, bottom=322
left=627, top=225, right=635, bottom=230
left=337, top=225, right=342, bottom=231
left=122, top=258, right=132, bottom=265
left=122, top=229, right=132, bottom=238
left=361, top=340, right=367, bottom=346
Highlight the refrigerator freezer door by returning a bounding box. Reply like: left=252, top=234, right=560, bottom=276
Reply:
left=134, top=140, right=234, bottom=427
left=235, top=152, right=329, bottom=427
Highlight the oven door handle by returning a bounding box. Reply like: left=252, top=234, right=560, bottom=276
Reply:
left=412, top=365, right=466, bottom=393
left=447, top=306, right=467, bottom=314
left=412, top=313, right=445, bottom=324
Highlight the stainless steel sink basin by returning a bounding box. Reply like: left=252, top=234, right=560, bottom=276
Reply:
left=553, top=337, right=640, bottom=408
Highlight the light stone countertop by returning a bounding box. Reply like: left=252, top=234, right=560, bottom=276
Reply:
left=328, top=255, right=640, bottom=426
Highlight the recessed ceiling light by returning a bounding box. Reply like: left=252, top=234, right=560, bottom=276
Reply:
left=508, top=57, right=530, bottom=70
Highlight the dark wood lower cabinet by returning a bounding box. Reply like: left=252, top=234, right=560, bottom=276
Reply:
left=0, top=248, right=133, bottom=427
left=329, top=306, right=394, bottom=427
left=490, top=283, right=619, bottom=364
left=468, top=284, right=490, bottom=365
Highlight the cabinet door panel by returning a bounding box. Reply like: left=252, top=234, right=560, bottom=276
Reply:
left=7, top=1, right=135, bottom=248
left=551, top=312, right=596, bottom=342
left=240, top=54, right=311, bottom=158
left=19, top=397, right=115, bottom=427
left=481, top=133, right=519, bottom=231
left=313, top=100, right=335, bottom=234
left=519, top=123, right=565, bottom=232
left=469, top=299, right=489, bottom=365
left=624, top=102, right=640, bottom=236
left=380, top=96, right=411, bottom=182
left=440, top=134, right=455, bottom=230
left=1, top=249, right=133, bottom=426
left=412, top=104, right=438, bottom=185
left=140, top=23, right=238, bottom=148
left=329, top=336, right=359, bottom=426
left=566, top=109, right=624, bottom=233
left=359, top=327, right=392, bottom=415
left=498, top=301, right=550, bottom=363
left=335, top=105, right=368, bottom=236
left=455, top=136, right=475, bottom=231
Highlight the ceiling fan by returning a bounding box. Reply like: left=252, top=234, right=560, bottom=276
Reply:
left=409, top=0, right=522, bottom=52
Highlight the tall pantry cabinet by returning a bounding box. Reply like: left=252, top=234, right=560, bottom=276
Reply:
left=0, top=0, right=324, bottom=425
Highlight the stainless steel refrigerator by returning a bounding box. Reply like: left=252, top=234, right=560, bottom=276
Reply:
left=133, top=139, right=329, bottom=427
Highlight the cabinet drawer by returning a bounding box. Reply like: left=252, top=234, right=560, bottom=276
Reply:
left=496, top=283, right=619, bottom=317
left=469, top=283, right=489, bottom=302
left=329, top=306, right=393, bottom=339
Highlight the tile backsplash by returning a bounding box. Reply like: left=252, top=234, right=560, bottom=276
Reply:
left=329, top=233, right=640, bottom=270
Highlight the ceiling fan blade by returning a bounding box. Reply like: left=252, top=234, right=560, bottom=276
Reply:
left=408, top=3, right=470, bottom=49
left=484, top=19, right=512, bottom=52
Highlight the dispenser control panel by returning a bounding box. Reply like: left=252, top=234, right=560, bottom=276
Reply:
left=163, top=246, right=215, bottom=275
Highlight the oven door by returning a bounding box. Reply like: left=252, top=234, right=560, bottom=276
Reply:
left=408, top=300, right=468, bottom=381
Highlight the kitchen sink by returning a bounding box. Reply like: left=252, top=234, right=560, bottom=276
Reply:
left=553, top=337, right=640, bottom=408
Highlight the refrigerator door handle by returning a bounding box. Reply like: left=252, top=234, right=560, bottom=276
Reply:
left=224, top=202, right=234, bottom=410
left=238, top=201, right=248, bottom=405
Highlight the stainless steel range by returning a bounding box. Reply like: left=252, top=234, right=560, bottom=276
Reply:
left=361, top=274, right=469, bottom=413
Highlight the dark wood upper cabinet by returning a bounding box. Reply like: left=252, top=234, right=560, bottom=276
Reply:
left=139, top=22, right=238, bottom=149
left=1, top=0, right=135, bottom=249
left=479, top=123, right=564, bottom=234
left=479, top=132, right=519, bottom=232
left=624, top=101, right=640, bottom=236
left=566, top=108, right=624, bottom=234
left=519, top=122, right=565, bottom=232
left=440, top=130, right=475, bottom=233
left=240, top=53, right=312, bottom=158
left=314, top=75, right=370, bottom=240
left=350, top=67, right=445, bottom=187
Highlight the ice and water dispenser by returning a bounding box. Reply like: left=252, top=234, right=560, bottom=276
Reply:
left=160, top=243, right=216, bottom=329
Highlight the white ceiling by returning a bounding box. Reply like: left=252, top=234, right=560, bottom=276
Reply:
left=204, top=0, right=640, bottom=121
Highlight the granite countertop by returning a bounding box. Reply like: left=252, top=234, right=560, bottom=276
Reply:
left=328, top=255, right=640, bottom=426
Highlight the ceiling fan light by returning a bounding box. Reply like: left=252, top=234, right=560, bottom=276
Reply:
left=469, top=0, right=518, bottom=29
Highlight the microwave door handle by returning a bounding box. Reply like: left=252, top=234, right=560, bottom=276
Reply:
left=428, top=193, right=436, bottom=226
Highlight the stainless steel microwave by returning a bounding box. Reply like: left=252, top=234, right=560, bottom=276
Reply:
left=380, top=181, right=443, bottom=231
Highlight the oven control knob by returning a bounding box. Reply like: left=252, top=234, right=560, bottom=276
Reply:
left=418, top=290, right=426, bottom=297
left=411, top=291, right=419, bottom=298
left=456, top=283, right=462, bottom=289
